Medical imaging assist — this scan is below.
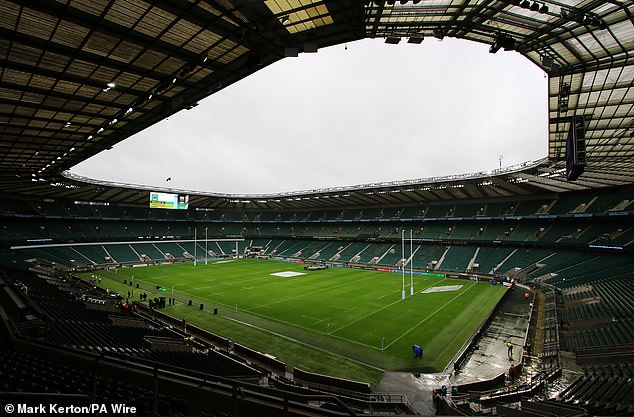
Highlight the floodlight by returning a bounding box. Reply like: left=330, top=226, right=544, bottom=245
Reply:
left=489, top=33, right=515, bottom=54
left=179, top=64, right=195, bottom=77
left=541, top=56, right=554, bottom=69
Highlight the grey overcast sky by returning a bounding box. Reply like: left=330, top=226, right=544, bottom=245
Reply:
left=71, top=37, right=548, bottom=195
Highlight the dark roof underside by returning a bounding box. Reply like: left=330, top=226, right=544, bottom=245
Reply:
left=0, top=0, right=632, bottom=209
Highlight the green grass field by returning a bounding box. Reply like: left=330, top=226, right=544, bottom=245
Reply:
left=81, top=258, right=507, bottom=385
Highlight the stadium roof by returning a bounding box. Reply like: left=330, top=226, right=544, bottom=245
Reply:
left=35, top=157, right=634, bottom=209
left=1, top=0, right=633, bottom=208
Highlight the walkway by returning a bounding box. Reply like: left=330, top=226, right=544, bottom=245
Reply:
left=376, top=285, right=533, bottom=415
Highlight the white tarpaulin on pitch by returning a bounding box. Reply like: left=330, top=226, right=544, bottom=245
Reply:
left=421, top=285, right=463, bottom=294
left=271, top=271, right=306, bottom=278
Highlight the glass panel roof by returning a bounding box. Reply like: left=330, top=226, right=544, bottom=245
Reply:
left=0, top=0, right=631, bottom=201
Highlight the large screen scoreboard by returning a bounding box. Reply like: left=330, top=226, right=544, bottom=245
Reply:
left=149, top=192, right=189, bottom=210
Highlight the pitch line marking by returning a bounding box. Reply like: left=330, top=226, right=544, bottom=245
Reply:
left=191, top=284, right=216, bottom=290
left=330, top=279, right=445, bottom=334
left=376, top=292, right=394, bottom=300
left=383, top=282, right=478, bottom=350
left=329, top=297, right=404, bottom=334
left=242, top=274, right=371, bottom=312
left=223, top=316, right=385, bottom=372
left=109, top=265, right=460, bottom=352
left=200, top=274, right=275, bottom=288
left=375, top=276, right=443, bottom=300
left=231, top=312, right=385, bottom=352
left=188, top=294, right=386, bottom=353
left=101, top=268, right=430, bottom=354
left=169, top=284, right=384, bottom=353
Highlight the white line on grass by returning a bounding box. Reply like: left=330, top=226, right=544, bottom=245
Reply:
left=242, top=310, right=383, bottom=351
left=375, top=276, right=441, bottom=300
left=171, top=285, right=385, bottom=352
left=301, top=315, right=322, bottom=323
left=332, top=278, right=445, bottom=334
left=133, top=274, right=386, bottom=352
left=375, top=285, right=412, bottom=300
left=242, top=274, right=372, bottom=312
left=383, top=282, right=478, bottom=350
left=222, top=315, right=386, bottom=372
left=195, top=274, right=279, bottom=290
left=329, top=297, right=404, bottom=334
left=191, top=284, right=217, bottom=290
left=376, top=292, right=394, bottom=300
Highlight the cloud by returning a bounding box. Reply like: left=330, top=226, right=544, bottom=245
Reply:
left=72, top=38, right=547, bottom=194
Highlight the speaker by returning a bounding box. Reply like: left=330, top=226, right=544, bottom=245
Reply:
left=566, top=115, right=587, bottom=181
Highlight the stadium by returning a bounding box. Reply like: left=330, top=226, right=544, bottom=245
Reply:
left=0, top=1, right=633, bottom=416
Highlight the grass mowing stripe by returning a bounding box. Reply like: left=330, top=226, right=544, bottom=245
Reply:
left=130, top=272, right=377, bottom=348
left=242, top=273, right=376, bottom=312
left=127, top=275, right=240, bottom=312
left=301, top=315, right=322, bottom=321
left=383, top=282, right=478, bottom=350
left=330, top=277, right=445, bottom=335
left=77, top=259, right=506, bottom=377
left=88, top=271, right=385, bottom=384
left=131, top=268, right=390, bottom=352
left=330, top=295, right=405, bottom=334
left=224, top=316, right=386, bottom=372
